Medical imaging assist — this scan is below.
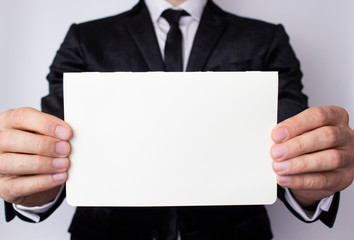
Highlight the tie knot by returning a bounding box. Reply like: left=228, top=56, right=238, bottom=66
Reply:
left=161, top=9, right=189, bottom=26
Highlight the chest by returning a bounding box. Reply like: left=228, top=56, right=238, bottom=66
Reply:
left=82, top=26, right=270, bottom=72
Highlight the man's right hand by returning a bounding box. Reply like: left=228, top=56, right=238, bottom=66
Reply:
left=0, top=107, right=71, bottom=207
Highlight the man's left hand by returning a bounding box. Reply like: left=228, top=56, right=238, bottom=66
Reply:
left=271, top=106, right=354, bottom=208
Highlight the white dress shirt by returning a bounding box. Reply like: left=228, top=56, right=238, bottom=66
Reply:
left=145, top=0, right=206, bottom=70
left=14, top=0, right=333, bottom=224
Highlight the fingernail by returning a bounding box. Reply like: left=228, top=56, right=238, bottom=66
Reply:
left=273, top=161, right=289, bottom=173
left=55, top=125, right=70, bottom=140
left=53, top=172, right=67, bottom=182
left=56, top=141, right=70, bottom=155
left=272, top=145, right=287, bottom=159
left=52, top=158, right=68, bottom=169
left=273, top=128, right=288, bottom=142
left=277, top=175, right=291, bottom=184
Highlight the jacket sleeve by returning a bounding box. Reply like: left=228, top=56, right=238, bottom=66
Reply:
left=265, top=24, right=340, bottom=228
left=4, top=24, right=86, bottom=223
left=42, top=23, right=87, bottom=119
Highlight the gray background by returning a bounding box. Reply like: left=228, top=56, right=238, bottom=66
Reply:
left=0, top=0, right=353, bottom=239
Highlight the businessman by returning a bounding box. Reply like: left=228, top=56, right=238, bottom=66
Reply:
left=0, top=0, right=353, bottom=239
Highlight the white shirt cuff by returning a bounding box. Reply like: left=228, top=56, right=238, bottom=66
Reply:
left=13, top=184, right=65, bottom=223
left=284, top=187, right=333, bottom=221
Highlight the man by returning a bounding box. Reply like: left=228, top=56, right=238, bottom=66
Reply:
left=0, top=0, right=353, bottom=239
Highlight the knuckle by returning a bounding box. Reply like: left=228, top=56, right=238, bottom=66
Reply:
left=42, top=117, right=57, bottom=137
left=305, top=177, right=318, bottom=189
left=294, top=138, right=305, bottom=154
left=311, top=107, right=328, bottom=126
left=36, top=137, right=50, bottom=155
left=336, top=106, right=349, bottom=124
left=12, top=108, right=28, bottom=129
left=329, top=150, right=342, bottom=169
left=294, top=177, right=305, bottom=189
left=9, top=180, right=23, bottom=197
left=31, top=156, right=45, bottom=173
left=2, top=109, right=15, bottom=123
left=11, top=107, right=36, bottom=129
left=295, top=158, right=308, bottom=172
left=324, top=127, right=340, bottom=146
left=318, top=174, right=328, bottom=189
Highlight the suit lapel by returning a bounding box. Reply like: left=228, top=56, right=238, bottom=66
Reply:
left=124, top=1, right=165, bottom=71
left=186, top=1, right=228, bottom=71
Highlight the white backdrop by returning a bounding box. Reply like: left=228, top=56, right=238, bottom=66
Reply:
left=0, top=0, right=353, bottom=239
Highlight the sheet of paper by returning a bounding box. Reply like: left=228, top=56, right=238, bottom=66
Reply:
left=64, top=72, right=278, bottom=206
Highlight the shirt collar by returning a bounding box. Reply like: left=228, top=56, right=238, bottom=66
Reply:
left=145, top=0, right=207, bottom=23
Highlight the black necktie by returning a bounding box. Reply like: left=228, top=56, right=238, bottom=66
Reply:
left=161, top=9, right=189, bottom=72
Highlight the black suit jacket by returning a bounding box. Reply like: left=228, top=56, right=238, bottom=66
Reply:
left=5, top=0, right=340, bottom=239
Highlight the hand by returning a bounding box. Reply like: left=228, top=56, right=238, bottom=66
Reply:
left=271, top=106, right=354, bottom=208
left=0, top=107, right=72, bottom=207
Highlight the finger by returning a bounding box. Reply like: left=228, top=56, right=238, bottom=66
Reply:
left=276, top=171, right=344, bottom=191
left=271, top=126, right=348, bottom=160
left=273, top=149, right=349, bottom=175
left=0, top=129, right=70, bottom=157
left=0, top=173, right=67, bottom=202
left=13, top=185, right=62, bottom=207
left=0, top=153, right=69, bottom=175
left=1, top=107, right=72, bottom=140
left=272, top=106, right=349, bottom=143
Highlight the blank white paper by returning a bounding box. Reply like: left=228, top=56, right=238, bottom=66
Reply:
left=64, top=72, right=278, bottom=206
